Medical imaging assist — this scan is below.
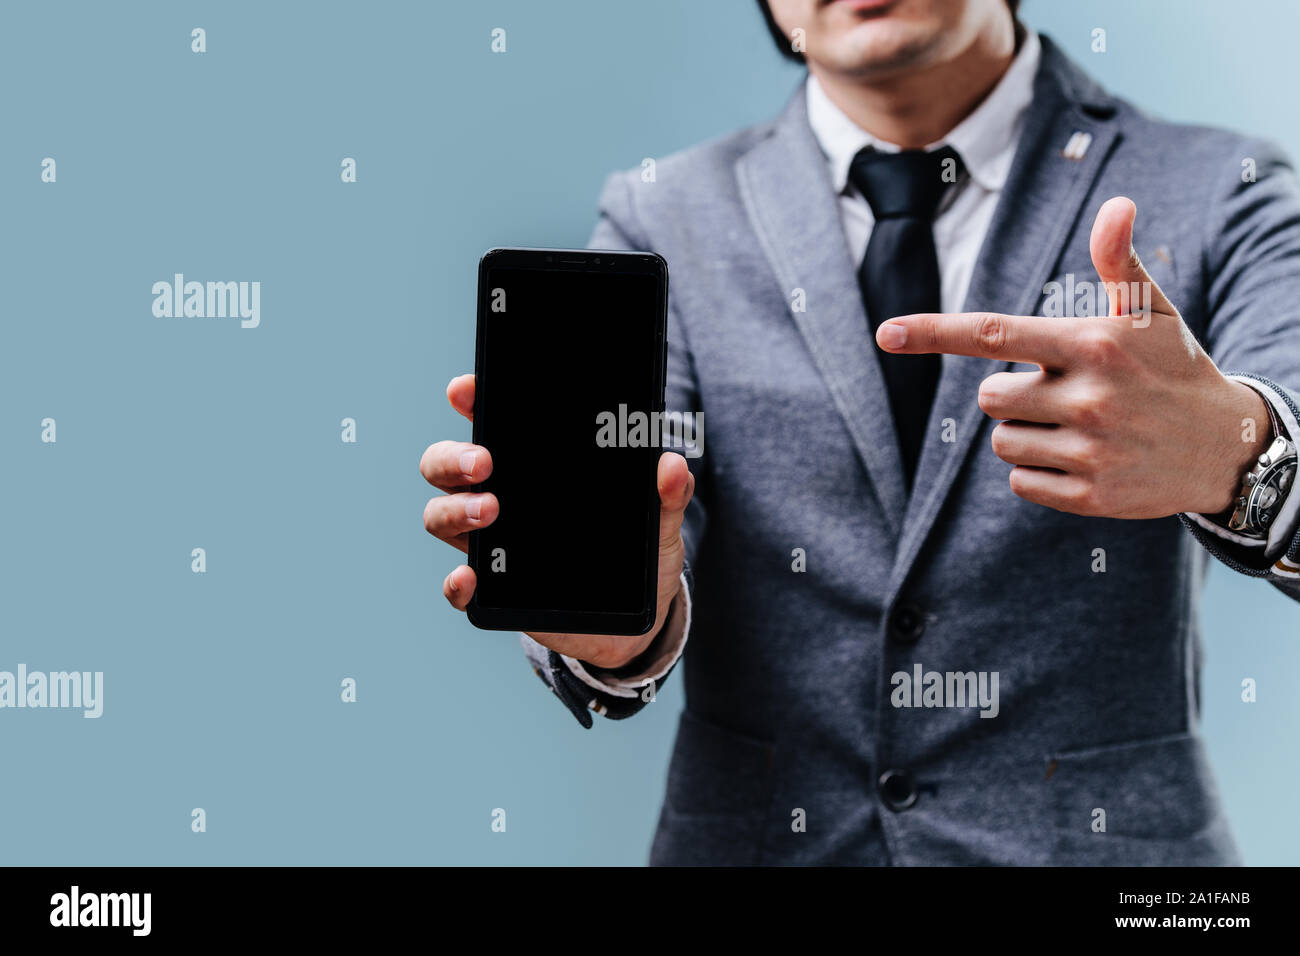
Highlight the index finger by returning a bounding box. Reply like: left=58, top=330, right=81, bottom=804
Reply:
left=876, top=312, right=1074, bottom=368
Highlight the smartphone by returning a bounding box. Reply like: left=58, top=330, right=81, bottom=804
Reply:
left=467, top=247, right=669, bottom=636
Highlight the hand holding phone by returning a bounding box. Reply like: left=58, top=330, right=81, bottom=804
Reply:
left=420, top=247, right=692, bottom=666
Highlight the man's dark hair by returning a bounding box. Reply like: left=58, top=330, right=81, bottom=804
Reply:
left=756, top=0, right=1021, bottom=63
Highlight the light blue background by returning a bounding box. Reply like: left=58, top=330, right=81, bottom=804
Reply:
left=1, top=0, right=1297, bottom=865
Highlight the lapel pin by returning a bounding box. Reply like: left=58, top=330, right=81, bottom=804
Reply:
left=1062, top=131, right=1093, bottom=161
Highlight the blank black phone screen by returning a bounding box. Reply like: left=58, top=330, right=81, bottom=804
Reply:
left=473, top=263, right=662, bottom=618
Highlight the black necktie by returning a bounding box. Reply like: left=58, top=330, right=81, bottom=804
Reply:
left=848, top=145, right=962, bottom=487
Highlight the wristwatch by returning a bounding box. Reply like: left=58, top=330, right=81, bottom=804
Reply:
left=1228, top=399, right=1298, bottom=538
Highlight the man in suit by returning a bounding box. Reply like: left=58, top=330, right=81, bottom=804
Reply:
left=421, top=0, right=1300, bottom=864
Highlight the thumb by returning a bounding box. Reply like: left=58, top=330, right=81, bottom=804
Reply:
left=1088, top=196, right=1174, bottom=316
left=656, top=452, right=694, bottom=553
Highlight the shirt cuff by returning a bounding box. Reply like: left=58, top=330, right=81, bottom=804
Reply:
left=1183, top=375, right=1300, bottom=559
left=558, top=571, right=692, bottom=699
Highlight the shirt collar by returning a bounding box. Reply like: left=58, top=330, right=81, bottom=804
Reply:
left=806, top=29, right=1041, bottom=196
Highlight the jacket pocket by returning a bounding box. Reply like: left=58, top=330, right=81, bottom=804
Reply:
left=1046, top=731, right=1241, bottom=865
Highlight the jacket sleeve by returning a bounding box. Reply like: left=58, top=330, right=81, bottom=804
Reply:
left=1180, top=136, right=1300, bottom=598
left=524, top=169, right=709, bottom=727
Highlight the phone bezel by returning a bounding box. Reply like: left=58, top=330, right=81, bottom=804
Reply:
left=466, top=247, right=669, bottom=637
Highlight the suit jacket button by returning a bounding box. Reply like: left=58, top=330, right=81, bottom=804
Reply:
left=889, top=603, right=926, bottom=644
left=878, top=769, right=919, bottom=811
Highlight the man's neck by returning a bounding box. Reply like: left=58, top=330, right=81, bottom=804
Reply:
left=808, top=27, right=1019, bottom=149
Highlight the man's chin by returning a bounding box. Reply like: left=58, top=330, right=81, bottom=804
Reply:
left=818, top=25, right=943, bottom=77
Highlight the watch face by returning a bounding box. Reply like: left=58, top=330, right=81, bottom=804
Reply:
left=1230, top=436, right=1294, bottom=535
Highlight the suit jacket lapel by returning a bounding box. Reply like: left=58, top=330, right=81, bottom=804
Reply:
left=890, top=36, right=1123, bottom=593
left=736, top=86, right=909, bottom=539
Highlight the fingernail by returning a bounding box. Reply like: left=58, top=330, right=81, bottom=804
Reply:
left=464, top=495, right=482, bottom=521
left=878, top=324, right=907, bottom=350
left=459, top=451, right=477, bottom=480
left=448, top=576, right=460, bottom=594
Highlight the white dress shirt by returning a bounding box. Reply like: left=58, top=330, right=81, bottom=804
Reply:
left=806, top=29, right=1041, bottom=314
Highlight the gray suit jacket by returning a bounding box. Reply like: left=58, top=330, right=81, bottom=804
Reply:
left=530, top=34, right=1300, bottom=865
